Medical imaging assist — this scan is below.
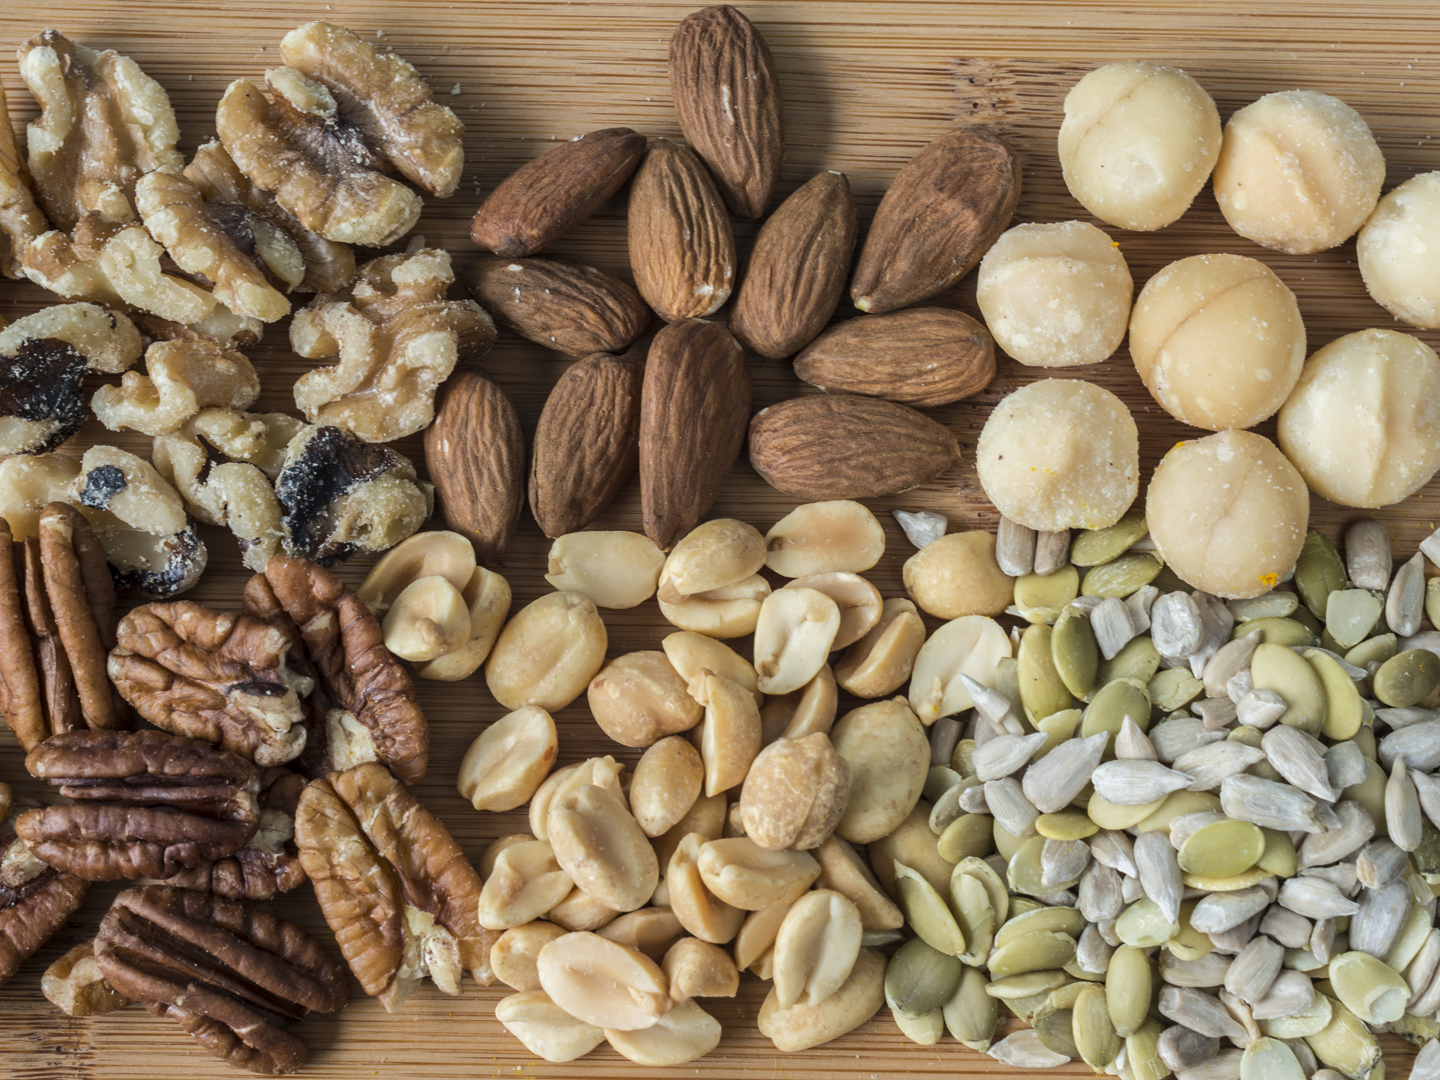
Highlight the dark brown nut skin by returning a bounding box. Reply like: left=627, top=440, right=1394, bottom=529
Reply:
left=244, top=556, right=428, bottom=784
left=18, top=729, right=260, bottom=881
left=0, top=819, right=90, bottom=987
left=295, top=763, right=496, bottom=1003
left=0, top=336, right=90, bottom=454
left=529, top=352, right=643, bottom=538
left=470, top=127, right=647, bottom=256
left=164, top=769, right=307, bottom=901
left=108, top=600, right=310, bottom=767
left=96, top=885, right=347, bottom=1075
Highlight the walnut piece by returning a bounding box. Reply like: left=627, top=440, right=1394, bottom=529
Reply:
left=163, top=769, right=307, bottom=901
left=291, top=248, right=494, bottom=442
left=295, top=762, right=493, bottom=1011
left=42, top=940, right=132, bottom=1016
left=0, top=302, right=143, bottom=455
left=92, top=338, right=261, bottom=437
left=108, top=600, right=313, bottom=767
left=0, top=76, right=49, bottom=279
left=242, top=556, right=429, bottom=784
left=17, top=729, right=260, bottom=880
left=135, top=168, right=290, bottom=323
left=95, top=885, right=347, bottom=1075
left=274, top=425, right=429, bottom=565
left=185, top=139, right=355, bottom=295
left=0, top=808, right=90, bottom=988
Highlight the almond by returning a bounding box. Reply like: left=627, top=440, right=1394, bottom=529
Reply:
left=641, top=319, right=750, bottom=549
left=729, top=171, right=858, bottom=360
left=425, top=369, right=525, bottom=564
left=628, top=139, right=737, bottom=323
left=668, top=5, right=783, bottom=220
left=461, top=256, right=651, bottom=358
left=530, top=352, right=643, bottom=538
left=850, top=128, right=1020, bottom=315
left=470, top=127, right=647, bottom=257
left=792, top=308, right=996, bottom=407
left=748, top=394, right=960, bottom=500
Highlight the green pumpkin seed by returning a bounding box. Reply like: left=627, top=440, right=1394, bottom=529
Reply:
left=1080, top=553, right=1164, bottom=599
left=995, top=905, right=1087, bottom=948
left=1127, top=1018, right=1168, bottom=1080
left=1257, top=827, right=1298, bottom=878
left=1036, top=811, right=1098, bottom=841
left=1327, top=951, right=1410, bottom=1024
left=1230, top=591, right=1300, bottom=622
left=924, top=765, right=961, bottom=804
left=927, top=780, right=966, bottom=834
left=994, top=656, right=1023, bottom=714
left=950, top=738, right=977, bottom=778
left=952, top=856, right=1009, bottom=926
left=1148, top=667, right=1204, bottom=714
left=885, top=936, right=964, bottom=1018
left=1301, top=995, right=1382, bottom=1078
left=1251, top=642, right=1327, bottom=735
left=984, top=969, right=1070, bottom=999
left=987, top=930, right=1078, bottom=979
left=1115, top=898, right=1179, bottom=948
left=1074, top=983, right=1122, bottom=1071
left=1002, top=988, right=1056, bottom=1022
left=1177, top=818, right=1265, bottom=878
left=1007, top=834, right=1056, bottom=896
left=1167, top=899, right=1214, bottom=961
left=1053, top=607, right=1099, bottom=699
left=994, top=819, right=1027, bottom=862
left=1105, top=945, right=1152, bottom=1038
left=1064, top=958, right=1109, bottom=983
left=1081, top=677, right=1152, bottom=743
left=1034, top=1004, right=1083, bottom=1060
left=1325, top=589, right=1383, bottom=650
left=890, top=1003, right=944, bottom=1045
left=1048, top=982, right=1088, bottom=1010
left=1295, top=530, right=1348, bottom=618
left=1344, top=760, right=1388, bottom=832
left=937, top=813, right=995, bottom=863
left=1233, top=617, right=1319, bottom=648
left=894, top=862, right=966, bottom=956
left=1306, top=649, right=1364, bottom=741
left=950, top=872, right=995, bottom=967
left=1098, top=635, right=1162, bottom=686
left=1345, top=633, right=1397, bottom=671
left=1007, top=896, right=1043, bottom=919
left=1019, top=624, right=1074, bottom=722
left=1258, top=993, right=1333, bottom=1039
left=942, top=964, right=997, bottom=1050
left=1136, top=790, right=1222, bottom=833
left=1374, top=649, right=1440, bottom=708
left=1087, top=791, right=1166, bottom=830
left=1036, top=708, right=1082, bottom=757
left=1016, top=564, right=1081, bottom=624
left=1070, top=512, right=1148, bottom=567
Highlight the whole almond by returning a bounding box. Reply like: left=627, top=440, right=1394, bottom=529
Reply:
left=461, top=256, right=651, bottom=358
left=641, top=319, right=750, bottom=549
left=668, top=5, right=783, bottom=220
left=530, top=352, right=643, bottom=538
left=470, top=127, right=647, bottom=257
left=628, top=138, right=737, bottom=323
left=729, top=171, right=858, bottom=360
left=424, top=369, right=525, bottom=564
left=749, top=394, right=960, bottom=500
left=850, top=128, right=1020, bottom=314
left=792, top=308, right=996, bottom=407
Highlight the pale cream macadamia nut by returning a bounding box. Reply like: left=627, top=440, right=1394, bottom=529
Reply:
left=588, top=651, right=702, bottom=748
left=975, top=221, right=1133, bottom=368
left=486, top=591, right=609, bottom=712
left=1128, top=253, right=1306, bottom=431
left=1146, top=429, right=1309, bottom=599
left=902, top=531, right=1013, bottom=620
left=92, top=338, right=261, bottom=437
left=1277, top=328, right=1440, bottom=508
left=764, top=501, right=885, bottom=578
left=975, top=378, right=1139, bottom=532
left=545, top=531, right=665, bottom=610
left=1213, top=89, right=1386, bottom=254
left=458, top=706, right=559, bottom=812
left=1357, top=172, right=1440, bottom=329
left=1058, top=61, right=1222, bottom=232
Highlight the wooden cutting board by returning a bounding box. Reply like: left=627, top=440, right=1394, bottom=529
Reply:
left=1, top=1, right=1438, bottom=1076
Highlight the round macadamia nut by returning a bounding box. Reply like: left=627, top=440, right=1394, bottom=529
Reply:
left=975, top=221, right=1133, bottom=368
left=1128, top=253, right=1306, bottom=431
left=1057, top=61, right=1222, bottom=232
left=1277, top=329, right=1440, bottom=508
left=1212, top=90, right=1385, bottom=255
left=902, top=531, right=1013, bottom=620
left=1146, top=430, right=1309, bottom=599
left=975, top=379, right=1139, bottom=532
left=1358, top=172, right=1440, bottom=329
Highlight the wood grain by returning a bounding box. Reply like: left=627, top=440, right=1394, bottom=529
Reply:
left=0, top=1, right=1438, bottom=1078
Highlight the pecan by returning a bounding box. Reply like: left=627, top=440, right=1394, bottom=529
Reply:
left=0, top=802, right=90, bottom=988
left=107, top=601, right=313, bottom=767
left=243, top=556, right=428, bottom=783
left=17, top=729, right=260, bottom=881
left=42, top=940, right=132, bottom=1016
left=95, top=885, right=347, bottom=1075
left=296, top=762, right=495, bottom=1011
left=164, top=769, right=306, bottom=901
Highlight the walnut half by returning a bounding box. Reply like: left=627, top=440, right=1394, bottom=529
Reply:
left=91, top=338, right=261, bottom=438
left=0, top=75, right=49, bottom=279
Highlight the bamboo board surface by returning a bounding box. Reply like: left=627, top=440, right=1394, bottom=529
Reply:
left=1, top=0, right=1440, bottom=1077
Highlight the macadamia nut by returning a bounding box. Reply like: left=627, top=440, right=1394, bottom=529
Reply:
left=1058, top=62, right=1222, bottom=232
left=902, top=532, right=1012, bottom=619
left=1277, top=328, right=1440, bottom=508
left=1213, top=89, right=1385, bottom=254
left=975, top=379, right=1139, bottom=532
left=975, top=221, right=1132, bottom=368
left=1128, top=253, right=1306, bottom=431
left=1146, top=430, right=1308, bottom=599
left=1357, top=172, right=1440, bottom=329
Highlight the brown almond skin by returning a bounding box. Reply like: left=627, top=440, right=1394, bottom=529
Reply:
left=640, top=319, right=750, bottom=549
left=460, top=256, right=651, bottom=358
left=729, top=171, right=858, bottom=360
left=792, top=308, right=996, bottom=408
left=748, top=394, right=960, bottom=500
left=470, top=127, right=647, bottom=257
left=424, top=369, right=525, bottom=564
left=628, top=139, right=737, bottom=324
left=668, top=6, right=783, bottom=220
left=530, top=353, right=643, bottom=538
left=850, top=128, right=1020, bottom=315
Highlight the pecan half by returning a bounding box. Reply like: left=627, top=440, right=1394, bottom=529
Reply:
left=0, top=804, right=90, bottom=988
left=296, top=762, right=495, bottom=1010
left=95, top=885, right=347, bottom=1075
left=243, top=556, right=428, bottom=783
left=164, top=769, right=306, bottom=901
left=17, top=729, right=259, bottom=880
left=108, top=600, right=312, bottom=767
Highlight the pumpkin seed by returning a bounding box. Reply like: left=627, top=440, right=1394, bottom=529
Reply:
left=1116, top=898, right=1180, bottom=948
left=1128, top=1017, right=1168, bottom=1080
left=1071, top=512, right=1149, bottom=567
left=1178, top=819, right=1266, bottom=878
left=1007, top=834, right=1058, bottom=896
left=1257, top=828, right=1299, bottom=878
left=1106, top=944, right=1152, bottom=1037
left=1234, top=618, right=1318, bottom=648
left=1036, top=708, right=1083, bottom=756
left=950, top=872, right=995, bottom=967
left=995, top=905, right=1087, bottom=948
left=1019, top=624, right=1075, bottom=722
left=1016, top=564, right=1081, bottom=624
left=1038, top=811, right=1099, bottom=841
left=1082, top=553, right=1164, bottom=599
left=1230, top=592, right=1301, bottom=623
left=884, top=936, right=963, bottom=1018
left=988, top=930, right=1079, bottom=979
left=889, top=1002, right=944, bottom=1045
left=1034, top=1002, right=1083, bottom=1060
left=1345, top=633, right=1396, bottom=671
left=1053, top=606, right=1100, bottom=698
left=1373, top=649, right=1440, bottom=708
left=1295, top=531, right=1347, bottom=619
left=1089, top=792, right=1166, bottom=831
left=952, top=856, right=1009, bottom=925
left=1301, top=995, right=1382, bottom=1079
left=937, top=813, right=994, bottom=863
left=1082, top=677, right=1152, bottom=744
left=1168, top=899, right=1215, bottom=961
left=1326, top=951, right=1409, bottom=1024
left=1324, top=590, right=1383, bottom=650
left=1303, top=650, right=1365, bottom=742
left=1240, top=1036, right=1306, bottom=1080
left=893, top=862, right=965, bottom=956
left=1148, top=668, right=1204, bottom=714
left=984, top=969, right=1070, bottom=999
left=1135, top=790, right=1224, bottom=833
left=1099, top=634, right=1163, bottom=686
left=942, top=963, right=997, bottom=1050
left=1074, top=981, right=1123, bottom=1070
left=1251, top=643, right=1327, bottom=735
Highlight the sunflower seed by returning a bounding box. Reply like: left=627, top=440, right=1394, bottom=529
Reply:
left=1192, top=888, right=1266, bottom=937
left=1379, top=719, right=1440, bottom=772
left=1224, top=935, right=1284, bottom=1005
left=1296, top=801, right=1375, bottom=870
left=1023, top=731, right=1109, bottom=814
left=1121, top=873, right=1145, bottom=904
left=1178, top=743, right=1268, bottom=791
left=1154, top=718, right=1227, bottom=764
left=1258, top=907, right=1311, bottom=950
left=1354, top=839, right=1406, bottom=891
left=1154, top=593, right=1205, bottom=659
left=1385, top=755, right=1423, bottom=851
left=1240, top=1036, right=1307, bottom=1080
left=1374, top=704, right=1440, bottom=728
left=1076, top=920, right=1115, bottom=975
left=1090, top=829, right=1138, bottom=876
left=1191, top=697, right=1237, bottom=732
left=1161, top=950, right=1233, bottom=989
left=1093, top=760, right=1193, bottom=806
left=1259, top=727, right=1338, bottom=803
left=1034, top=530, right=1071, bottom=577
left=1348, top=879, right=1410, bottom=959
left=1209, top=914, right=1262, bottom=955
left=1388, top=552, right=1427, bottom=638
left=1410, top=957, right=1440, bottom=1016
left=957, top=784, right=990, bottom=814
left=1278, top=877, right=1358, bottom=919
left=1221, top=987, right=1260, bottom=1047
left=973, top=732, right=1049, bottom=781
left=1160, top=1025, right=1221, bottom=1071
left=1160, top=986, right=1247, bottom=1040
left=1135, top=831, right=1183, bottom=924
left=1221, top=776, right=1332, bottom=833
left=1177, top=1049, right=1246, bottom=1080
left=1412, top=1039, right=1440, bottom=1080
left=1042, top=838, right=1092, bottom=889
left=1324, top=742, right=1370, bottom=793
left=1228, top=671, right=1257, bottom=704
left=1300, top=862, right=1359, bottom=896
left=1205, top=636, right=1261, bottom=699
left=1113, top=716, right=1158, bottom=762
left=1341, top=520, right=1390, bottom=591
left=984, top=778, right=1039, bottom=837
left=1093, top=598, right=1139, bottom=660
left=1079, top=861, right=1125, bottom=923
left=988, top=1027, right=1071, bottom=1067
left=1412, top=768, right=1440, bottom=830
left=996, top=515, right=1037, bottom=577
left=1248, top=969, right=1317, bottom=1021
left=1127, top=585, right=1159, bottom=635
left=1405, top=929, right=1440, bottom=1005
left=960, top=673, right=1019, bottom=729
left=893, top=509, right=947, bottom=550
left=929, top=716, right=962, bottom=767
left=1192, top=593, right=1237, bottom=675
